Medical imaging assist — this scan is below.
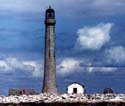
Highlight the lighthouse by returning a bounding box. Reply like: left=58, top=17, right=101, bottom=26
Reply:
left=42, top=6, right=58, bottom=94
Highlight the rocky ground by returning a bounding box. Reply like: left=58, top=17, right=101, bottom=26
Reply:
left=0, top=93, right=125, bottom=104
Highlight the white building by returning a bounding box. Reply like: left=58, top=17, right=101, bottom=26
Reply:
left=67, top=83, right=85, bottom=94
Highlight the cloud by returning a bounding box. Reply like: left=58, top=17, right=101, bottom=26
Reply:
left=92, top=0, right=125, bottom=8
left=23, top=61, right=43, bottom=77
left=70, top=0, right=125, bottom=18
left=105, top=46, right=125, bottom=63
left=0, top=0, right=48, bottom=13
left=0, top=60, right=11, bottom=72
left=0, top=57, right=118, bottom=77
left=86, top=67, right=117, bottom=73
left=57, top=58, right=116, bottom=76
left=0, top=0, right=125, bottom=18
left=5, top=58, right=33, bottom=71
left=57, top=58, right=81, bottom=75
left=75, top=23, right=113, bottom=50
left=0, top=57, right=43, bottom=77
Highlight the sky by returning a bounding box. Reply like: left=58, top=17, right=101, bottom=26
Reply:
left=0, top=0, right=125, bottom=95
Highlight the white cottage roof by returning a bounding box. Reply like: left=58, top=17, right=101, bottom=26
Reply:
left=68, top=82, right=85, bottom=88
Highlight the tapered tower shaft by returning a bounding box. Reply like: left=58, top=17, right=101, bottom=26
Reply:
left=42, top=6, right=57, bottom=94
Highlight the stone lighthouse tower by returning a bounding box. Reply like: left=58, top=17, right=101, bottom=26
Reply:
left=42, top=6, right=58, bottom=94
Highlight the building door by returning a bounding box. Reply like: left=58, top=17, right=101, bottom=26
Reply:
left=73, top=88, right=77, bottom=93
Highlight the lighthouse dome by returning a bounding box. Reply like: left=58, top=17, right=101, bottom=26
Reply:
left=46, top=6, right=55, bottom=19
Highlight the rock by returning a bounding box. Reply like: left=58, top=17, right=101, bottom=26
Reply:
left=0, top=93, right=124, bottom=103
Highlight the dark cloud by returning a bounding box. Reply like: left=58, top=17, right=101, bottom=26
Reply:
left=0, top=0, right=125, bottom=18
